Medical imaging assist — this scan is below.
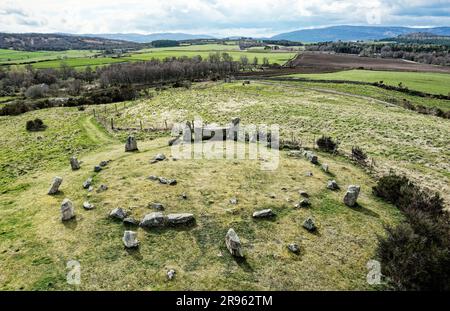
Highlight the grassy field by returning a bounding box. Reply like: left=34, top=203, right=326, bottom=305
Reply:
left=1, top=80, right=449, bottom=290
left=0, top=49, right=99, bottom=66
left=26, top=44, right=297, bottom=69
left=276, top=80, right=450, bottom=112
left=0, top=106, right=403, bottom=290
left=283, top=69, right=450, bottom=95
left=109, top=82, right=449, bottom=203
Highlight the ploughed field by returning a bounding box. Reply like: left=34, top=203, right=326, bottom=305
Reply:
left=1, top=80, right=449, bottom=290
left=290, top=52, right=450, bottom=74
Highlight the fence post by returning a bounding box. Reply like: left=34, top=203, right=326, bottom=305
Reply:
left=164, top=120, right=168, bottom=130
left=115, top=104, right=118, bottom=113
left=111, top=118, right=114, bottom=130
left=93, top=109, right=96, bottom=117
left=140, top=120, right=143, bottom=131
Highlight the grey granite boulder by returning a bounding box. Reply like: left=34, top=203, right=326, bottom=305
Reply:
left=48, top=176, right=63, bottom=195
left=166, top=213, right=195, bottom=225
left=122, top=231, right=139, bottom=248
left=252, top=209, right=275, bottom=218
left=82, top=177, right=93, bottom=189
left=149, top=202, right=165, bottom=211
left=125, top=135, right=138, bottom=152
left=83, top=201, right=94, bottom=210
left=225, top=228, right=244, bottom=257
left=61, top=198, right=75, bottom=221
left=110, top=208, right=127, bottom=220
left=343, top=185, right=361, bottom=207
left=288, top=243, right=300, bottom=254
left=139, top=212, right=166, bottom=228
left=70, top=156, right=80, bottom=170
left=303, top=217, right=316, bottom=232
left=327, top=180, right=339, bottom=190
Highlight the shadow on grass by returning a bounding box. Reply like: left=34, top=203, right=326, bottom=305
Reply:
left=125, top=247, right=143, bottom=261
left=141, top=221, right=198, bottom=234
left=62, top=217, right=78, bottom=230
left=233, top=256, right=254, bottom=273
left=348, top=203, right=380, bottom=218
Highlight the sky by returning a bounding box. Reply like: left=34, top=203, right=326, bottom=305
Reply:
left=0, top=0, right=450, bottom=37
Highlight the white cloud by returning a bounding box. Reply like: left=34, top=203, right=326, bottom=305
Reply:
left=0, top=0, right=449, bottom=36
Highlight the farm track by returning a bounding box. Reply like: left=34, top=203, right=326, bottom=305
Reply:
left=81, top=116, right=116, bottom=145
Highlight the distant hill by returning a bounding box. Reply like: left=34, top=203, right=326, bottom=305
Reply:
left=271, top=26, right=450, bottom=42
left=82, top=33, right=215, bottom=43
left=0, top=33, right=144, bottom=51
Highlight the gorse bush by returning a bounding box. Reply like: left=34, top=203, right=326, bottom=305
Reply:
left=373, top=174, right=444, bottom=215
left=374, top=174, right=449, bottom=290
left=26, top=118, right=46, bottom=131
left=316, top=135, right=337, bottom=152
left=351, top=146, right=367, bottom=164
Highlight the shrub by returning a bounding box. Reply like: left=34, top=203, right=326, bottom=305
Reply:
left=351, top=146, right=367, bottom=164
left=373, top=174, right=444, bottom=215
left=377, top=218, right=450, bottom=291
left=25, top=84, right=49, bottom=99
left=26, top=118, right=46, bottom=131
left=316, top=135, right=337, bottom=152
left=374, top=174, right=449, bottom=290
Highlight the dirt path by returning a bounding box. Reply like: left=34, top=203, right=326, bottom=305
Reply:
left=80, top=116, right=116, bottom=145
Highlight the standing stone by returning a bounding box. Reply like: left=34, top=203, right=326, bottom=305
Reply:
left=327, top=180, right=339, bottom=190
left=343, top=185, right=361, bottom=207
left=166, top=213, right=195, bottom=225
left=252, top=209, right=275, bottom=218
left=182, top=121, right=192, bottom=142
left=48, top=176, right=63, bottom=195
left=122, top=231, right=139, bottom=248
left=303, top=217, right=316, bottom=232
left=125, top=135, right=138, bottom=152
left=61, top=198, right=75, bottom=221
left=110, top=208, right=127, bottom=220
left=94, top=165, right=102, bottom=173
left=70, top=156, right=80, bottom=170
left=139, top=212, right=166, bottom=228
left=167, top=269, right=176, bottom=280
left=225, top=228, right=244, bottom=257
left=82, top=177, right=93, bottom=189
left=322, top=163, right=329, bottom=172
left=288, top=243, right=300, bottom=254
left=295, top=199, right=311, bottom=208
left=304, top=151, right=318, bottom=164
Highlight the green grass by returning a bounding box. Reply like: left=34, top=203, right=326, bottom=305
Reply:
left=0, top=49, right=99, bottom=66
left=1, top=80, right=449, bottom=290
left=110, top=82, right=450, bottom=204
left=283, top=69, right=450, bottom=95
left=284, top=80, right=450, bottom=112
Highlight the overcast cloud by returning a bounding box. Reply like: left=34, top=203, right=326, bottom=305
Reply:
left=0, top=0, right=449, bottom=37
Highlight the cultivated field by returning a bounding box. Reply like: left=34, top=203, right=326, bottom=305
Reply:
left=291, top=52, right=450, bottom=74
left=21, top=44, right=297, bottom=69
left=283, top=69, right=450, bottom=95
